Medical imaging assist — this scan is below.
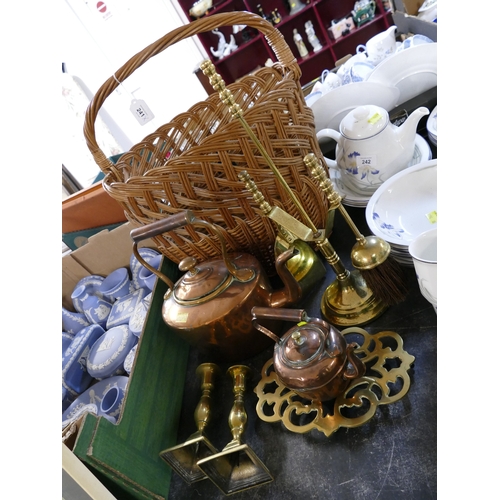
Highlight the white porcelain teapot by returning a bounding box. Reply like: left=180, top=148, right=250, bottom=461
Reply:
left=316, top=104, right=429, bottom=195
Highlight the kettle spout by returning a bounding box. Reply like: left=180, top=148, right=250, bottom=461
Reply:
left=398, top=106, right=429, bottom=144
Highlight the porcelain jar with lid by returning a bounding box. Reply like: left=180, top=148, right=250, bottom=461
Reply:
left=317, top=104, right=429, bottom=195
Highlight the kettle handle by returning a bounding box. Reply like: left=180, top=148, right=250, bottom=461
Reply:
left=342, top=343, right=366, bottom=380
left=251, top=306, right=309, bottom=343
left=130, top=210, right=254, bottom=288
left=130, top=211, right=197, bottom=242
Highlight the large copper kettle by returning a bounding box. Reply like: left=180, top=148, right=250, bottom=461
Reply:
left=130, top=211, right=302, bottom=362
left=251, top=307, right=365, bottom=402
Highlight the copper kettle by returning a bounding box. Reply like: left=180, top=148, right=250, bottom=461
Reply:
left=130, top=211, right=302, bottom=362
left=251, top=307, right=365, bottom=402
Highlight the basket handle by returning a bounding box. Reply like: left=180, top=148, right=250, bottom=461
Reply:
left=84, top=11, right=301, bottom=176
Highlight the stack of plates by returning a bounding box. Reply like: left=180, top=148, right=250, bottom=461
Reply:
left=365, top=159, right=437, bottom=266
left=329, top=135, right=432, bottom=208
left=426, top=106, right=437, bottom=146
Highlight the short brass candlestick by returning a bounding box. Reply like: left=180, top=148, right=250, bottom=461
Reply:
left=197, top=365, right=273, bottom=495
left=159, top=363, right=220, bottom=484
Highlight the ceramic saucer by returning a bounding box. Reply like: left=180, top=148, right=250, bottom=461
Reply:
left=62, top=375, right=129, bottom=427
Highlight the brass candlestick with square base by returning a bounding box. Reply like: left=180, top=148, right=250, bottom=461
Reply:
left=159, top=363, right=220, bottom=483
left=197, top=365, right=273, bottom=495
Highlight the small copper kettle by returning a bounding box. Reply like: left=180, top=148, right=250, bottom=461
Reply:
left=130, top=211, right=302, bottom=362
left=251, top=307, right=365, bottom=402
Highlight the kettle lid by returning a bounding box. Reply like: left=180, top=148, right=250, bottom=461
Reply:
left=173, top=256, right=233, bottom=303
left=340, top=104, right=389, bottom=140
left=279, top=324, right=326, bottom=367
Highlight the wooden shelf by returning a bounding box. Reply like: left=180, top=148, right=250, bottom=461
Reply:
left=179, top=0, right=394, bottom=87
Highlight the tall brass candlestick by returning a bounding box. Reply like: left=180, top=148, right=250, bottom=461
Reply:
left=159, top=363, right=220, bottom=483
left=197, top=365, right=273, bottom=495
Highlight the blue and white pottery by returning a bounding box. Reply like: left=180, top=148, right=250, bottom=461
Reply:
left=123, top=344, right=138, bottom=374
left=62, top=385, right=75, bottom=412
left=62, top=323, right=105, bottom=396
left=62, top=375, right=129, bottom=426
left=62, top=403, right=99, bottom=429
left=86, top=324, right=137, bottom=379
left=137, top=254, right=162, bottom=293
left=128, top=292, right=152, bottom=337
left=106, top=287, right=146, bottom=329
left=100, top=267, right=133, bottom=301
left=72, top=285, right=113, bottom=328
left=130, top=248, right=160, bottom=290
left=71, top=275, right=105, bottom=312
left=100, top=385, right=126, bottom=422
left=62, top=331, right=75, bottom=355
left=62, top=307, right=91, bottom=335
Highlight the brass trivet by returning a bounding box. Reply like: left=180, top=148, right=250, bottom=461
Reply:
left=254, top=328, right=415, bottom=437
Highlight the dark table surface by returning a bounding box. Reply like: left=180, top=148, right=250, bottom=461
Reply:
left=167, top=196, right=437, bottom=500
left=167, top=88, right=437, bottom=500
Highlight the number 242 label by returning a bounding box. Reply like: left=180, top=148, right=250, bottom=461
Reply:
left=356, top=156, right=376, bottom=167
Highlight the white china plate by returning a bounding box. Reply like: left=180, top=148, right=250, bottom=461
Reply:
left=367, top=43, right=437, bottom=106
left=310, top=81, right=400, bottom=132
left=62, top=375, right=129, bottom=427
left=330, top=134, right=432, bottom=207
left=366, top=159, right=437, bottom=246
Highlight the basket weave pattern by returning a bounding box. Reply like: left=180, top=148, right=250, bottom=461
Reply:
left=85, top=12, right=329, bottom=274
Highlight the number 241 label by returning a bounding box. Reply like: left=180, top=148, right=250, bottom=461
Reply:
left=356, top=156, right=376, bottom=167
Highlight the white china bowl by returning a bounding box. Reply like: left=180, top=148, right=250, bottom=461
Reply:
left=366, top=159, right=437, bottom=246
left=310, top=81, right=400, bottom=132
left=367, top=43, right=437, bottom=106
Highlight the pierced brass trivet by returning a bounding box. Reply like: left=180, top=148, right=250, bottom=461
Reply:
left=254, top=328, right=415, bottom=437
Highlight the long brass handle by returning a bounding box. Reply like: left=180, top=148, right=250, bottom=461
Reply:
left=200, top=60, right=320, bottom=236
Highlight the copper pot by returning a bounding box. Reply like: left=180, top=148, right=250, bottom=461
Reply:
left=251, top=307, right=365, bottom=402
left=130, top=211, right=302, bottom=362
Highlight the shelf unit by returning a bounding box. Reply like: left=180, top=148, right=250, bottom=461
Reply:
left=177, top=0, right=394, bottom=87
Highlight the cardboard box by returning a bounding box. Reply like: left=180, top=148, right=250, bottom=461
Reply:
left=62, top=222, right=125, bottom=251
left=63, top=223, right=190, bottom=500
left=392, top=0, right=437, bottom=41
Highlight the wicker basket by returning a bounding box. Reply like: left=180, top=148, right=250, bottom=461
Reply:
left=84, top=11, right=329, bottom=275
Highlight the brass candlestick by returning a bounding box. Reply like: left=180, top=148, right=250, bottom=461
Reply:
left=200, top=59, right=386, bottom=326
left=197, top=365, right=273, bottom=495
left=159, top=363, right=220, bottom=484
